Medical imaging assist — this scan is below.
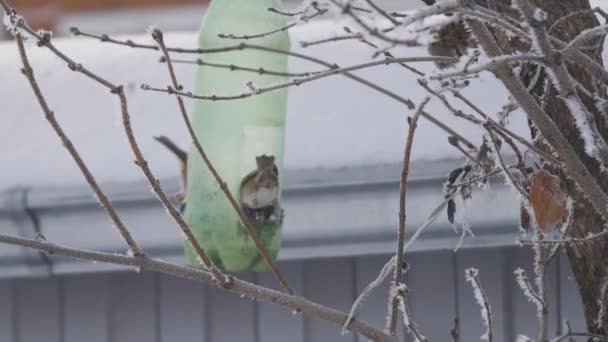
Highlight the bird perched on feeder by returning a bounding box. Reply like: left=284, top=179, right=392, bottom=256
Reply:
left=240, top=155, right=282, bottom=223
left=154, top=135, right=187, bottom=212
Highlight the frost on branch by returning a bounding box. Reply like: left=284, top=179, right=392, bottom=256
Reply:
left=514, top=268, right=544, bottom=319
left=465, top=268, right=493, bottom=341
left=2, top=10, right=26, bottom=37
left=597, top=276, right=608, bottom=328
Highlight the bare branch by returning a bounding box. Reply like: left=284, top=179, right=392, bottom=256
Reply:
left=2, top=2, right=231, bottom=285
left=70, top=29, right=480, bottom=149
left=10, top=26, right=144, bottom=258
left=162, top=56, right=322, bottom=77
left=0, top=232, right=396, bottom=342
left=364, top=0, right=400, bottom=25
left=218, top=22, right=297, bottom=40
left=142, top=55, right=457, bottom=101
left=153, top=29, right=294, bottom=294
left=451, top=91, right=562, bottom=166
left=396, top=285, right=428, bottom=342
left=388, top=98, right=430, bottom=335
left=466, top=18, right=608, bottom=221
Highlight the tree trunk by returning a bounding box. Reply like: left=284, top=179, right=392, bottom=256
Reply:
left=492, top=0, right=608, bottom=336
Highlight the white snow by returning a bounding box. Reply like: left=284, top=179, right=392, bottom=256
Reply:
left=0, top=20, right=533, bottom=191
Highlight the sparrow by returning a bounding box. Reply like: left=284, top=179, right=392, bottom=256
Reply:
left=154, top=135, right=187, bottom=212
left=240, top=155, right=282, bottom=223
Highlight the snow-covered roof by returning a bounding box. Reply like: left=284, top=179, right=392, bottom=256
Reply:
left=0, top=18, right=534, bottom=277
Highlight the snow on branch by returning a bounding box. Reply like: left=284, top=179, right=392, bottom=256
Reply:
left=465, top=268, right=494, bottom=341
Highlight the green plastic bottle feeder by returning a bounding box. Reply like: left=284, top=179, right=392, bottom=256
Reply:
left=184, top=0, right=289, bottom=272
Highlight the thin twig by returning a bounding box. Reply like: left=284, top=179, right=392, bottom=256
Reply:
left=162, top=56, right=322, bottom=77
left=465, top=268, right=494, bottom=342
left=11, top=28, right=144, bottom=258
left=365, top=0, right=400, bottom=25
left=450, top=91, right=562, bottom=166
left=71, top=29, right=479, bottom=150
left=142, top=55, right=458, bottom=101
left=153, top=29, right=293, bottom=295
left=486, top=127, right=530, bottom=201
left=218, top=22, right=297, bottom=40
left=396, top=286, right=428, bottom=342
left=1, top=3, right=230, bottom=285
left=387, top=97, right=429, bottom=335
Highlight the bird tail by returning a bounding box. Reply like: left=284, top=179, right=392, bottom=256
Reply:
left=154, top=136, right=187, bottom=163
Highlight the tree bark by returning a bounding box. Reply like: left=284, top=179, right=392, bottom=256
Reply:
left=493, top=0, right=608, bottom=336
left=432, top=0, right=608, bottom=337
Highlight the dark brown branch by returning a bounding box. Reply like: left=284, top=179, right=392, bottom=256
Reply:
left=153, top=29, right=293, bottom=295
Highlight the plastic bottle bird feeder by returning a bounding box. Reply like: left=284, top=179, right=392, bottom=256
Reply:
left=183, top=0, right=289, bottom=272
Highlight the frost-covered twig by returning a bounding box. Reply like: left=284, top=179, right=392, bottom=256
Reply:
left=562, top=24, right=608, bottom=52
left=514, top=268, right=544, bottom=313
left=486, top=127, right=529, bottom=201
left=551, top=320, right=608, bottom=341
left=451, top=91, right=562, bottom=166
left=329, top=0, right=422, bottom=47
left=153, top=29, right=293, bottom=294
left=465, top=269, right=493, bottom=342
left=520, top=228, right=608, bottom=246
left=432, top=54, right=546, bottom=80
left=418, top=79, right=483, bottom=125
left=514, top=266, right=548, bottom=341
left=345, top=167, right=473, bottom=332
left=342, top=257, right=396, bottom=334
left=387, top=98, right=430, bottom=335
left=549, top=8, right=608, bottom=36
left=396, top=285, right=428, bottom=342
left=597, top=276, right=608, bottom=329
